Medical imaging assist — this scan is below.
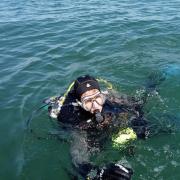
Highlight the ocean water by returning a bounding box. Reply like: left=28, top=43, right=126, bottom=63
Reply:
left=0, top=0, right=180, bottom=179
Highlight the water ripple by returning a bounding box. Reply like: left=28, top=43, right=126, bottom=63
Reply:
left=1, top=0, right=180, bottom=179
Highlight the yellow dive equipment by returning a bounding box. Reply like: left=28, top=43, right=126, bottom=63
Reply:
left=112, top=127, right=137, bottom=149
left=60, top=81, right=75, bottom=104
left=96, top=78, right=113, bottom=90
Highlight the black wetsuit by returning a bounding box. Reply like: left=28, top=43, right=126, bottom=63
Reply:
left=57, top=89, right=148, bottom=178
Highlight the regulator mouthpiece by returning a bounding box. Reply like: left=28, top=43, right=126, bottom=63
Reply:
left=95, top=111, right=104, bottom=123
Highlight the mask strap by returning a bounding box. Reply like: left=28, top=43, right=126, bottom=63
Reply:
left=81, top=91, right=101, bottom=102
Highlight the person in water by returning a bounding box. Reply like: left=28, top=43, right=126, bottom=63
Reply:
left=46, top=75, right=149, bottom=179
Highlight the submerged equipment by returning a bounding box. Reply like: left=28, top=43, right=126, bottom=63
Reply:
left=86, top=162, right=133, bottom=180
left=99, top=163, right=133, bottom=180
left=112, top=128, right=137, bottom=149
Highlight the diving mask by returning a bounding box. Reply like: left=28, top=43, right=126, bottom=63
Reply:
left=80, top=91, right=105, bottom=112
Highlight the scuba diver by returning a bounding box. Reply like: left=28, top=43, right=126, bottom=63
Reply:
left=45, top=75, right=150, bottom=180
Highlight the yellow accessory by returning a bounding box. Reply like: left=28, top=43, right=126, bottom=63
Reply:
left=60, top=81, right=75, bottom=105
left=96, top=78, right=113, bottom=90
left=112, top=128, right=137, bottom=149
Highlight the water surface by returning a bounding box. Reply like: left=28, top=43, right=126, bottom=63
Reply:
left=0, top=0, right=180, bottom=179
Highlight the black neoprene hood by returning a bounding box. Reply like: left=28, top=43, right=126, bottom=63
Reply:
left=74, top=75, right=100, bottom=100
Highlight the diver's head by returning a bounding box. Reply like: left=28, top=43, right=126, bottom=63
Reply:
left=81, top=89, right=104, bottom=114
left=74, top=75, right=105, bottom=114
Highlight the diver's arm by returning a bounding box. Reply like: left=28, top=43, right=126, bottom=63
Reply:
left=106, top=94, right=150, bottom=139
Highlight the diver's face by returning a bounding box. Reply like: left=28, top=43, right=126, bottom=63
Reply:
left=81, top=89, right=105, bottom=114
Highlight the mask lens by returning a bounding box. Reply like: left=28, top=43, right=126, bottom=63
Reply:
left=95, top=94, right=104, bottom=105
left=83, top=100, right=93, bottom=111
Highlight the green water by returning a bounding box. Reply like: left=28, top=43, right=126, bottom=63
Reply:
left=0, top=0, right=180, bottom=179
